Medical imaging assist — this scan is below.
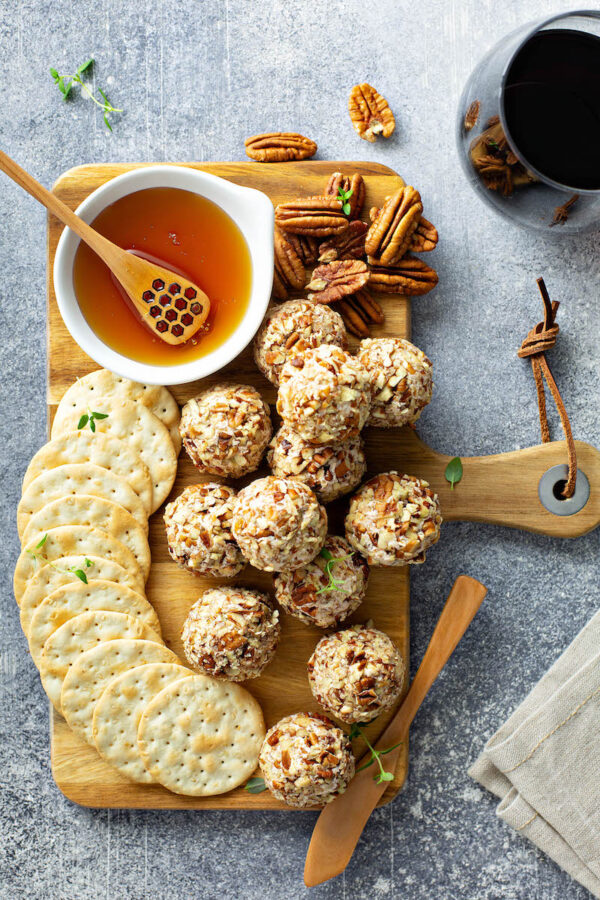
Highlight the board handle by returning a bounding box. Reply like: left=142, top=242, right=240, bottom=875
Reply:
left=396, top=431, right=600, bottom=538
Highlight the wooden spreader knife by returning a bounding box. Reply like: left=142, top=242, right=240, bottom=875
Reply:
left=304, top=575, right=488, bottom=887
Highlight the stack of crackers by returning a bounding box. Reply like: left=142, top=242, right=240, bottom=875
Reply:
left=14, top=369, right=265, bottom=796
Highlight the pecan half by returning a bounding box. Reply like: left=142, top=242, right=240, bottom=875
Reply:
left=273, top=228, right=306, bottom=300
left=306, top=259, right=369, bottom=304
left=275, top=196, right=350, bottom=237
left=368, top=256, right=438, bottom=295
left=337, top=290, right=384, bottom=337
left=244, top=132, right=317, bottom=162
left=470, top=121, right=537, bottom=196
left=287, top=233, right=319, bottom=266
left=318, top=220, right=367, bottom=263
left=348, top=83, right=395, bottom=142
left=365, top=187, right=423, bottom=265
left=324, top=172, right=365, bottom=219
left=369, top=209, right=438, bottom=253
left=409, top=217, right=438, bottom=253
left=463, top=100, right=480, bottom=131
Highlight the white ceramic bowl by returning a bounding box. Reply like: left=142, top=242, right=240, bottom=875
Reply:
left=54, top=165, right=274, bottom=385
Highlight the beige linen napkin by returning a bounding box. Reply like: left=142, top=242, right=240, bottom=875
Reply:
left=469, top=607, right=600, bottom=898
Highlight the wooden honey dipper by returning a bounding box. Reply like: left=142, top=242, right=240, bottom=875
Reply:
left=0, top=149, right=210, bottom=345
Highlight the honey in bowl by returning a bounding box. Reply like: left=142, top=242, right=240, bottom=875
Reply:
left=73, top=187, right=252, bottom=365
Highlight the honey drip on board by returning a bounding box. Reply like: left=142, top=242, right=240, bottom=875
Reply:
left=73, top=187, right=252, bottom=366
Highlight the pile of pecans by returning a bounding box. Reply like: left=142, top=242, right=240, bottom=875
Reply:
left=268, top=171, right=439, bottom=337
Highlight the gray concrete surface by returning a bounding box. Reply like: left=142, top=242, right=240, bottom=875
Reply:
left=1, top=1, right=599, bottom=898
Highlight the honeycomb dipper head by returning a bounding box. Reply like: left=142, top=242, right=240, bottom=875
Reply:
left=115, top=253, right=211, bottom=347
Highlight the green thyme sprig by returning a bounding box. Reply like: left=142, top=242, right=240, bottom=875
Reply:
left=25, top=533, right=48, bottom=568
left=315, top=547, right=354, bottom=596
left=50, top=59, right=122, bottom=131
left=244, top=776, right=267, bottom=794
left=337, top=185, right=354, bottom=216
left=444, top=456, right=463, bottom=490
left=77, top=410, right=109, bottom=433
left=53, top=557, right=93, bottom=585
left=349, top=723, right=402, bottom=784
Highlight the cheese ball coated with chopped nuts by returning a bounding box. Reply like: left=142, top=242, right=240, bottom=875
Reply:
left=308, top=624, right=405, bottom=723
left=180, top=383, right=272, bottom=478
left=258, top=712, right=355, bottom=808
left=277, top=345, right=372, bottom=445
left=181, top=587, right=280, bottom=682
left=345, top=472, right=442, bottom=566
left=254, top=299, right=348, bottom=385
left=267, top=426, right=366, bottom=504
left=164, top=483, right=245, bottom=578
left=357, top=337, right=433, bottom=428
left=231, top=477, right=327, bottom=572
left=274, top=535, right=369, bottom=628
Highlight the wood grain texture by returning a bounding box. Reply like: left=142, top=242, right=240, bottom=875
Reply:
left=47, top=160, right=412, bottom=810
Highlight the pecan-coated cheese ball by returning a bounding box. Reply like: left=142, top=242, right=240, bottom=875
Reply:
left=253, top=299, right=348, bottom=385
left=267, top=426, right=366, bottom=504
left=357, top=337, right=433, bottom=428
left=180, top=383, right=272, bottom=478
left=274, top=535, right=369, bottom=628
left=181, top=587, right=280, bottom=682
left=164, top=483, right=245, bottom=578
left=307, top=624, right=405, bottom=723
left=258, top=712, right=355, bottom=808
left=345, top=472, right=442, bottom=566
left=277, top=345, right=372, bottom=445
left=231, top=477, right=327, bottom=572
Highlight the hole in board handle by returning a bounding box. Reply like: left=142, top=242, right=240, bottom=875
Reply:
left=538, top=464, right=590, bottom=516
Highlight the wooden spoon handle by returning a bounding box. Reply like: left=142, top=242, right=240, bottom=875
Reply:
left=0, top=148, right=122, bottom=268
left=303, top=575, right=487, bottom=888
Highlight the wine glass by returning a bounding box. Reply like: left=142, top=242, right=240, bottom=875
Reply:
left=456, top=10, right=600, bottom=233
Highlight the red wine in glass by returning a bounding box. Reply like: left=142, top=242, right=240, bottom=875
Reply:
left=457, top=12, right=600, bottom=232
left=503, top=28, right=600, bottom=190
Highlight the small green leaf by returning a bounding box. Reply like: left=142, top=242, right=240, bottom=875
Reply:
left=84, top=558, right=93, bottom=568
left=244, top=776, right=267, bottom=794
left=91, top=412, right=108, bottom=419
left=70, top=568, right=88, bottom=584
left=77, top=58, right=94, bottom=75
left=77, top=414, right=89, bottom=429
left=89, top=417, right=96, bottom=432
left=445, top=456, right=463, bottom=490
left=319, top=548, right=333, bottom=562
left=36, top=533, right=48, bottom=549
left=342, top=202, right=351, bottom=216
left=50, top=67, right=59, bottom=81
left=103, top=113, right=113, bottom=132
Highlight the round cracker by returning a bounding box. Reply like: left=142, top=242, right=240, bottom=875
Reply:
left=23, top=431, right=153, bottom=515
left=14, top=526, right=144, bottom=606
left=50, top=401, right=177, bottom=513
left=67, top=649, right=184, bottom=751
left=27, top=580, right=161, bottom=667
left=51, top=370, right=181, bottom=455
left=39, top=610, right=161, bottom=710
left=22, top=495, right=151, bottom=581
left=92, top=662, right=192, bottom=782
left=137, top=675, right=265, bottom=796
left=20, top=556, right=137, bottom=636
left=17, top=464, right=148, bottom=539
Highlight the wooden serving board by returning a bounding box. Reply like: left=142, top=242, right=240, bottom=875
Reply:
left=46, top=162, right=600, bottom=811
